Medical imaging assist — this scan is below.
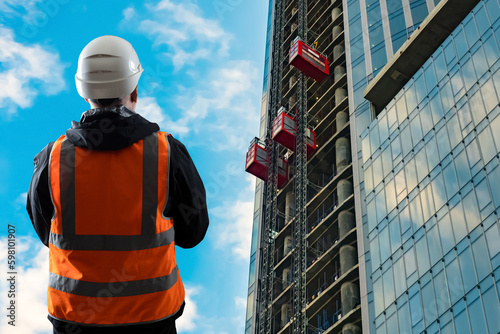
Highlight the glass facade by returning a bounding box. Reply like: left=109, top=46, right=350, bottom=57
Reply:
left=356, top=0, right=500, bottom=332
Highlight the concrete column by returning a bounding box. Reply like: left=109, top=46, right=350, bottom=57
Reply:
left=289, top=75, right=297, bottom=90
left=335, top=87, right=347, bottom=106
left=332, top=26, right=342, bottom=41
left=340, top=245, right=357, bottom=274
left=338, top=210, right=355, bottom=238
left=284, top=235, right=293, bottom=256
left=341, top=282, right=360, bottom=314
left=342, top=323, right=361, bottom=334
left=334, top=45, right=345, bottom=60
left=281, top=303, right=291, bottom=326
left=336, top=110, right=348, bottom=131
left=332, top=7, right=341, bottom=21
left=334, top=65, right=346, bottom=82
left=283, top=267, right=291, bottom=285
left=337, top=179, right=353, bottom=204
left=285, top=192, right=295, bottom=223
left=336, top=137, right=351, bottom=172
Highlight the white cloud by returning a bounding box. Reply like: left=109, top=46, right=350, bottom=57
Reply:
left=211, top=199, right=254, bottom=260
left=15, top=192, right=27, bottom=207
left=0, top=236, right=51, bottom=333
left=177, top=286, right=200, bottom=333
left=136, top=60, right=260, bottom=151
left=0, top=0, right=42, bottom=16
left=122, top=7, right=135, bottom=20
left=123, top=0, right=230, bottom=71
left=234, top=296, right=246, bottom=309
left=0, top=26, right=66, bottom=114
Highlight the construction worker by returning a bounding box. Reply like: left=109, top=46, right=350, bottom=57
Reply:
left=26, top=35, right=209, bottom=334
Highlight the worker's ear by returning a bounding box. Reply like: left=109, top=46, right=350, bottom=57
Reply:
left=130, top=86, right=138, bottom=103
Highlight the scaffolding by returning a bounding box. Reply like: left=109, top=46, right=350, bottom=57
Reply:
left=248, top=0, right=363, bottom=333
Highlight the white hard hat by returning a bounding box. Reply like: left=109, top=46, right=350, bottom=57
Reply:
left=75, top=35, right=143, bottom=99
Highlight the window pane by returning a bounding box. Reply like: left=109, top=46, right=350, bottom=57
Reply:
left=436, top=125, right=451, bottom=160
left=463, top=191, right=480, bottom=232
left=468, top=293, right=488, bottom=334
left=455, top=150, right=471, bottom=189
left=382, top=146, right=392, bottom=177
left=469, top=89, right=486, bottom=126
left=394, top=257, right=406, bottom=297
left=471, top=235, right=491, bottom=282
left=482, top=78, right=498, bottom=113
left=485, top=224, right=500, bottom=260
left=420, top=184, right=435, bottom=223
left=434, top=270, right=450, bottom=315
left=371, top=236, right=381, bottom=270
left=383, top=268, right=395, bottom=308
left=427, top=224, right=442, bottom=265
left=405, top=160, right=418, bottom=192
left=409, top=291, right=423, bottom=327
left=416, top=236, right=430, bottom=275
left=454, top=301, right=471, bottom=334
left=426, top=137, right=440, bottom=172
left=409, top=195, right=424, bottom=231
left=458, top=247, right=477, bottom=293
left=488, top=165, right=500, bottom=208
left=415, top=149, right=428, bottom=184
left=401, top=126, right=413, bottom=158
left=446, top=257, right=464, bottom=304
left=386, top=180, right=397, bottom=214
left=478, top=126, right=496, bottom=163
left=374, top=277, right=384, bottom=316
left=420, top=103, right=433, bottom=136
left=472, top=45, right=488, bottom=78
left=447, top=114, right=462, bottom=150
left=482, top=285, right=500, bottom=334
left=398, top=302, right=411, bottom=334
left=466, top=138, right=481, bottom=169
left=475, top=178, right=490, bottom=211
left=389, top=217, right=402, bottom=254
left=376, top=189, right=387, bottom=223
left=451, top=202, right=468, bottom=242
left=429, top=92, right=444, bottom=124
left=400, top=206, right=411, bottom=234
left=422, top=282, right=437, bottom=324
left=438, top=213, right=455, bottom=254
left=405, top=247, right=417, bottom=278
left=380, top=225, right=391, bottom=263
left=410, top=114, right=423, bottom=144
left=431, top=173, right=447, bottom=210
left=386, top=311, right=399, bottom=334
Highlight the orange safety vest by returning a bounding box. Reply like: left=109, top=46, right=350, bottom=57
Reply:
left=47, top=131, right=184, bottom=325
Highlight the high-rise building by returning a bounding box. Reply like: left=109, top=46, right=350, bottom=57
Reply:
left=245, top=0, right=500, bottom=333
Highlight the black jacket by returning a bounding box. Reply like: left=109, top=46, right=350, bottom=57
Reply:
left=26, top=105, right=209, bottom=333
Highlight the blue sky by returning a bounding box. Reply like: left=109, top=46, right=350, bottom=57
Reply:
left=0, top=0, right=268, bottom=333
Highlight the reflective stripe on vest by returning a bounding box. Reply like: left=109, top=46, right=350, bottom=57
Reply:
left=47, top=132, right=184, bottom=325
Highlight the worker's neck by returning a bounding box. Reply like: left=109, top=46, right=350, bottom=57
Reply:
left=89, top=99, right=136, bottom=112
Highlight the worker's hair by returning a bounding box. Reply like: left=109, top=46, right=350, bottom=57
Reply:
left=89, top=97, right=121, bottom=107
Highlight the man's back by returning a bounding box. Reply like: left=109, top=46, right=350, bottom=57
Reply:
left=27, top=36, right=208, bottom=333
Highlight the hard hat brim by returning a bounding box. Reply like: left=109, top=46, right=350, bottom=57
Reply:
left=76, top=70, right=143, bottom=99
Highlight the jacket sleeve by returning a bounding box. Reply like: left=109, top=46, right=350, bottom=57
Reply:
left=26, top=142, right=55, bottom=247
left=164, top=136, right=209, bottom=248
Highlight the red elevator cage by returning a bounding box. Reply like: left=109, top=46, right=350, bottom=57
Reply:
left=289, top=38, right=329, bottom=82
left=245, top=138, right=290, bottom=188
left=272, top=111, right=317, bottom=157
